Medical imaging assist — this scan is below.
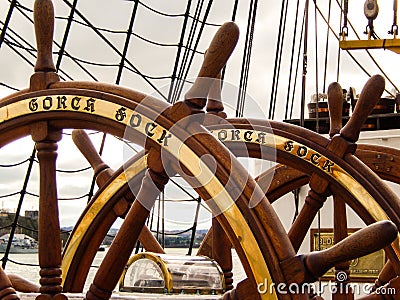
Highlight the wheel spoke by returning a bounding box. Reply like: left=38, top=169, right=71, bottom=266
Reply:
left=212, top=218, right=234, bottom=291
left=86, top=157, right=169, bottom=300
left=31, top=123, right=64, bottom=298
left=72, top=129, right=164, bottom=253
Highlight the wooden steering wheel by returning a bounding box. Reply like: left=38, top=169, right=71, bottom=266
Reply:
left=64, top=82, right=400, bottom=299
left=0, top=1, right=399, bottom=300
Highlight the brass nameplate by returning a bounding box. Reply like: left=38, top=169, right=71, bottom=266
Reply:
left=310, top=229, right=385, bottom=282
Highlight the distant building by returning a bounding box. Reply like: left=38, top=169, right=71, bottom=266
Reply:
left=25, top=210, right=38, bottom=220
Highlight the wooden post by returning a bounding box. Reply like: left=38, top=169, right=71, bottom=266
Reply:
left=327, top=82, right=353, bottom=300
left=31, top=123, right=65, bottom=300
left=212, top=218, right=233, bottom=291
left=288, top=188, right=329, bottom=252
left=86, top=148, right=169, bottom=300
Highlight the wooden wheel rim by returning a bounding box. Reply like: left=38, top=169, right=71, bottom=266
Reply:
left=1, top=85, right=399, bottom=298
left=60, top=119, right=400, bottom=292
left=0, top=87, right=292, bottom=300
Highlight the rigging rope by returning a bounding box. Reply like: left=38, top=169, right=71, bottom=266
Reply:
left=56, top=0, right=78, bottom=71
left=337, top=0, right=344, bottom=82
left=0, top=192, right=20, bottom=199
left=2, top=148, right=35, bottom=269
left=221, top=0, right=240, bottom=83
left=236, top=0, right=258, bottom=117
left=324, top=0, right=400, bottom=93
left=268, top=0, right=289, bottom=120
left=342, top=0, right=348, bottom=38
left=173, top=0, right=214, bottom=102
left=322, top=0, right=332, bottom=93
left=390, top=0, right=398, bottom=35
left=300, top=0, right=309, bottom=128
left=168, top=0, right=192, bottom=102
left=187, top=197, right=201, bottom=255
left=313, top=0, right=320, bottom=134
left=1, top=7, right=93, bottom=81
left=284, top=0, right=302, bottom=120
left=0, top=0, right=17, bottom=48
left=61, top=0, right=167, bottom=99
left=0, top=82, right=19, bottom=91
left=0, top=0, right=227, bottom=259
left=116, top=0, right=140, bottom=85
left=171, top=0, right=206, bottom=103
left=0, top=158, right=30, bottom=167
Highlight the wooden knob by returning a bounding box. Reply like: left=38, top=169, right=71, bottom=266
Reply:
left=304, top=220, right=398, bottom=279
left=206, top=72, right=226, bottom=117
left=327, top=82, right=344, bottom=138
left=340, top=74, right=385, bottom=143
left=184, top=22, right=239, bottom=108
left=8, top=274, right=39, bottom=293
left=72, top=130, right=109, bottom=179
left=0, top=267, right=19, bottom=300
left=34, top=0, right=56, bottom=72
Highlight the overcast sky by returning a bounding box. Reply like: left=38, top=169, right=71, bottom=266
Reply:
left=0, top=0, right=400, bottom=229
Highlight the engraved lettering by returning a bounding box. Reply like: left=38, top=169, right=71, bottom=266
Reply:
left=284, top=140, right=294, bottom=152
left=71, top=97, right=81, bottom=110
left=57, top=96, right=67, bottom=109
left=145, top=122, right=157, bottom=137
left=296, top=146, right=307, bottom=157
left=310, top=153, right=321, bottom=165
left=115, top=107, right=127, bottom=122
left=129, top=113, right=142, bottom=127
left=244, top=130, right=253, bottom=142
left=157, top=130, right=172, bottom=146
left=29, top=98, right=38, bottom=111
left=84, top=98, right=96, bottom=112
left=256, top=132, right=266, bottom=144
left=43, top=96, right=52, bottom=110
left=218, top=130, right=227, bottom=141
left=231, top=129, right=240, bottom=141
left=322, top=160, right=335, bottom=173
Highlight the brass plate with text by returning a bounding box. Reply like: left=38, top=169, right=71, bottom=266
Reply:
left=310, top=229, right=385, bottom=282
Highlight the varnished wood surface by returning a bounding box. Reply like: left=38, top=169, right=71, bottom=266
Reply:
left=212, top=218, right=233, bottom=290
left=327, top=82, right=344, bottom=138
left=1, top=89, right=398, bottom=298
left=0, top=0, right=397, bottom=296
left=33, top=0, right=56, bottom=72
left=71, top=130, right=164, bottom=250
left=327, top=81, right=354, bottom=299
left=340, top=75, right=385, bottom=143
left=305, top=221, right=397, bottom=279
left=32, top=124, right=64, bottom=299
left=0, top=267, right=19, bottom=300
left=86, top=169, right=168, bottom=300
left=184, top=22, right=239, bottom=107
left=8, top=275, right=39, bottom=294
